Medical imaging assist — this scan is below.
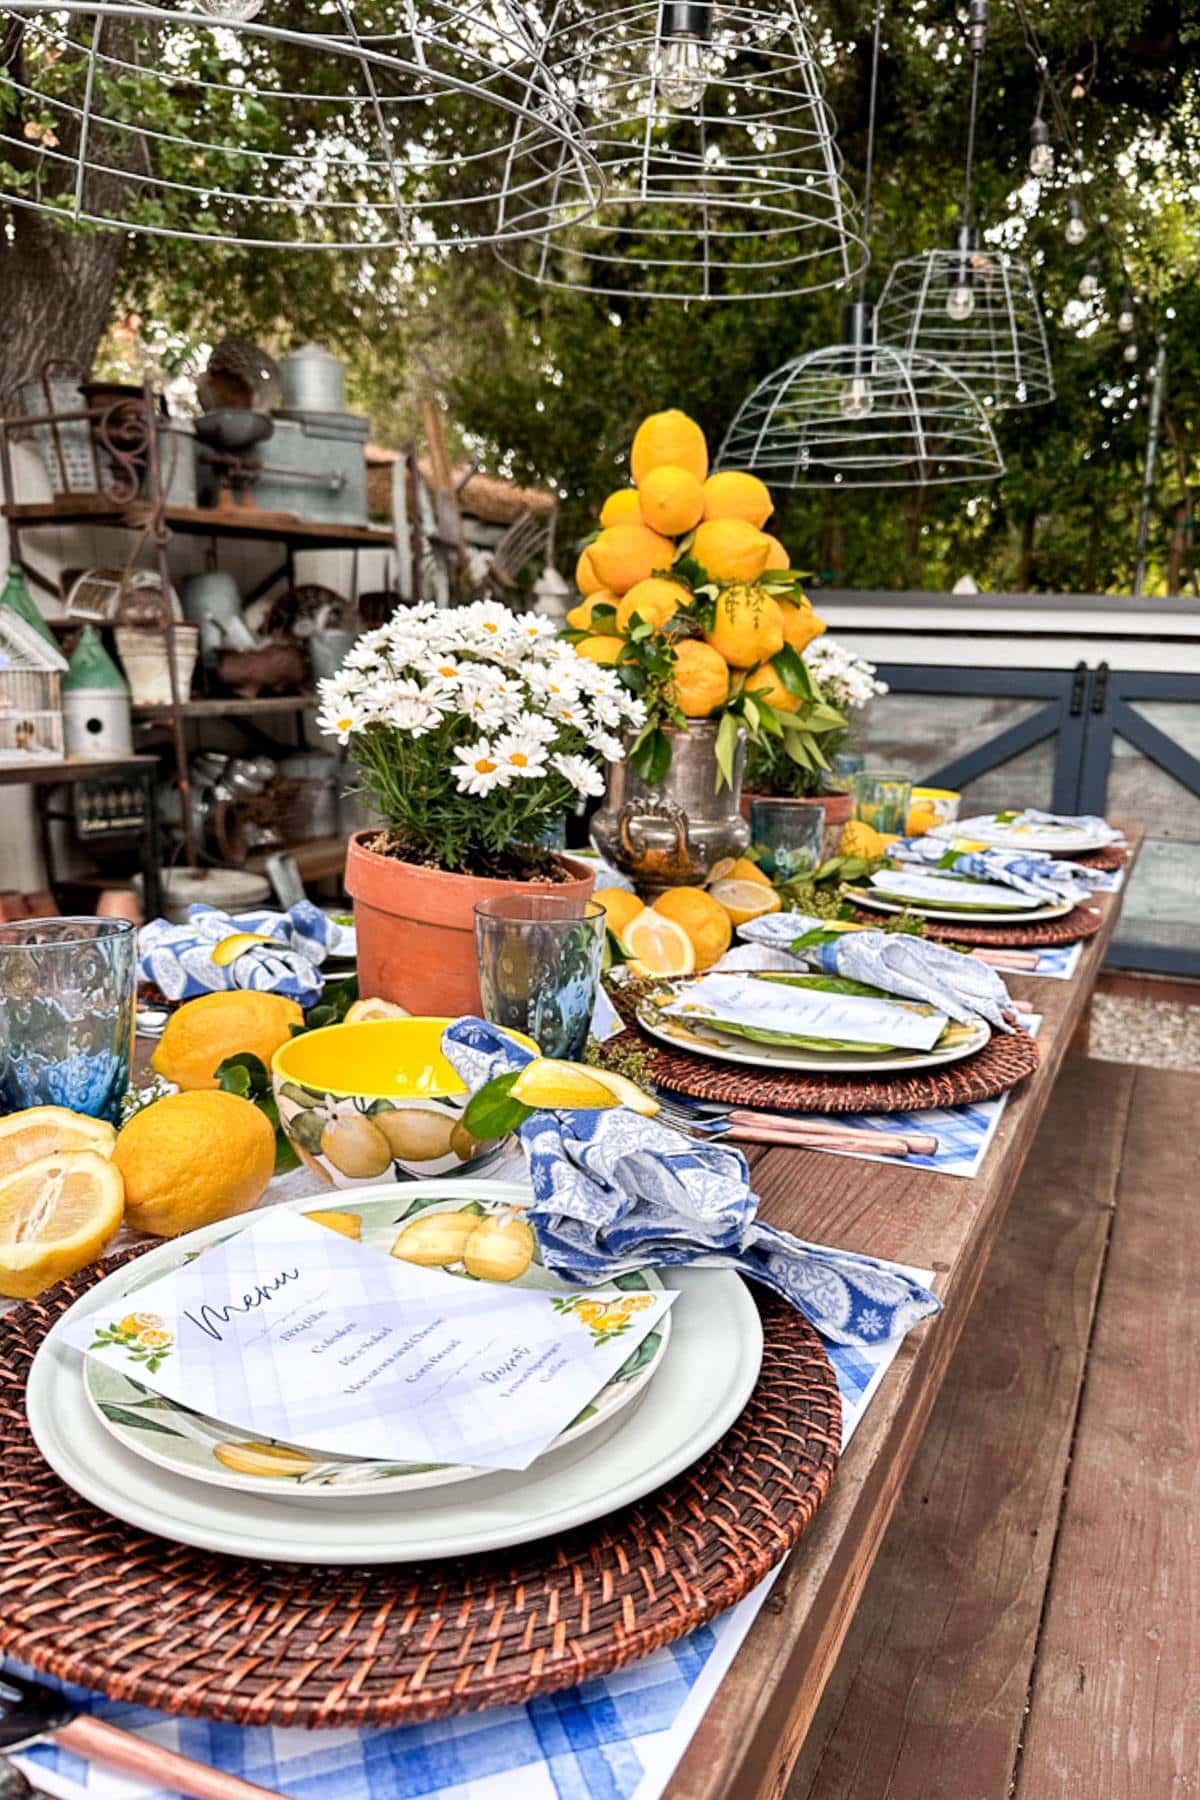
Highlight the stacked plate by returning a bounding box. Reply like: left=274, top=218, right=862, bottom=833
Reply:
left=843, top=866, right=1073, bottom=925
left=28, top=1182, right=763, bottom=1564
left=637, top=970, right=991, bottom=1074
left=929, top=812, right=1119, bottom=855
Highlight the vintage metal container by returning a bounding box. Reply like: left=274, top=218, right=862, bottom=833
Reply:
left=279, top=343, right=346, bottom=413
left=244, top=411, right=369, bottom=526
left=589, top=721, right=749, bottom=894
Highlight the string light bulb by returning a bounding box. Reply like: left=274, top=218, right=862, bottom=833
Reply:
left=1078, top=258, right=1101, bottom=300
left=1065, top=197, right=1087, bottom=246
left=1029, top=116, right=1053, bottom=178
left=1117, top=292, right=1136, bottom=334
left=1123, top=338, right=1139, bottom=364
left=654, top=0, right=713, bottom=110
left=838, top=302, right=876, bottom=420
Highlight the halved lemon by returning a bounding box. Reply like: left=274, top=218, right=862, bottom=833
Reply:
left=344, top=997, right=410, bottom=1024
left=0, top=1150, right=124, bottom=1299
left=210, top=931, right=281, bottom=968
left=509, top=1060, right=622, bottom=1111
left=0, top=1107, right=116, bottom=1180
left=583, top=1067, right=660, bottom=1117
left=620, top=911, right=696, bottom=978
left=708, top=878, right=783, bottom=927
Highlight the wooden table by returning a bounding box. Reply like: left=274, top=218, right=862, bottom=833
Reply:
left=665, top=833, right=1139, bottom=1800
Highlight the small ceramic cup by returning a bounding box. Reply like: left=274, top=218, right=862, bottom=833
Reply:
left=906, top=787, right=961, bottom=836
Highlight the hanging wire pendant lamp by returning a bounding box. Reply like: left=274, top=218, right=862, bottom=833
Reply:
left=494, top=0, right=867, bottom=302
left=717, top=0, right=1003, bottom=487
left=0, top=0, right=603, bottom=251
left=874, top=0, right=1054, bottom=408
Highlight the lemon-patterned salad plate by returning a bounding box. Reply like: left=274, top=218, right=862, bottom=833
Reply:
left=78, top=1183, right=670, bottom=1502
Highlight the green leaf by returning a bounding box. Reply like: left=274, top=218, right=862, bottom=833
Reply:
left=462, top=1070, right=532, bottom=1140
left=631, top=726, right=672, bottom=784
left=771, top=642, right=818, bottom=700
left=714, top=710, right=741, bottom=791
left=214, top=1053, right=267, bottom=1100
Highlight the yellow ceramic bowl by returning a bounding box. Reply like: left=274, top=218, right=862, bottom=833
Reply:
left=906, top=786, right=961, bottom=836
left=272, top=1017, right=538, bottom=1190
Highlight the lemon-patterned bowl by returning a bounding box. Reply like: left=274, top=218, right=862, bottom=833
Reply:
left=271, top=1017, right=537, bottom=1189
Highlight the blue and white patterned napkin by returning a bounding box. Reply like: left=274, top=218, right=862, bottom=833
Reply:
left=138, top=902, right=340, bottom=1006
left=886, top=835, right=1116, bottom=903
left=736, top=913, right=1016, bottom=1032
left=441, top=1019, right=941, bottom=1349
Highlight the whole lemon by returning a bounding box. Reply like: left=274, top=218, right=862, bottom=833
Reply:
left=151, top=990, right=304, bottom=1092
left=630, top=409, right=709, bottom=485
left=637, top=464, right=705, bottom=536
left=762, top=534, right=791, bottom=571
left=594, top=887, right=646, bottom=935
left=587, top=523, right=676, bottom=595
left=704, top=583, right=785, bottom=668
left=575, top=633, right=627, bottom=665
left=690, top=518, right=773, bottom=584
left=668, top=639, right=730, bottom=717
left=615, top=577, right=689, bottom=635
left=653, top=887, right=732, bottom=970
left=778, top=595, right=826, bottom=653
left=701, top=470, right=774, bottom=530
left=745, top=658, right=801, bottom=714
left=575, top=546, right=603, bottom=595
left=114, top=1090, right=275, bottom=1237
left=565, top=589, right=619, bottom=631
left=599, top=488, right=642, bottom=528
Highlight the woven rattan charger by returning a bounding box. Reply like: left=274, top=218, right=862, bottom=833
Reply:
left=852, top=903, right=1105, bottom=949
left=0, top=1254, right=840, bottom=1729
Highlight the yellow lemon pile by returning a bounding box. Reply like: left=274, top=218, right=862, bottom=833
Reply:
left=570, top=408, right=827, bottom=720
left=594, top=871, right=780, bottom=976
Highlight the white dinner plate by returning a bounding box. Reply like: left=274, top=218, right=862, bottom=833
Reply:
left=844, top=885, right=1073, bottom=925
left=930, top=818, right=1116, bottom=854
left=637, top=997, right=990, bottom=1074
left=77, top=1184, right=670, bottom=1503
left=28, top=1255, right=761, bottom=1564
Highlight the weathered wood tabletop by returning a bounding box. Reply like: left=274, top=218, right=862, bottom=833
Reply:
left=664, top=828, right=1140, bottom=1800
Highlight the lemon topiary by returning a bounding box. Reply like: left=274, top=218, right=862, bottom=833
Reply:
left=587, top=523, right=676, bottom=595
left=703, top=583, right=785, bottom=668
left=575, top=633, right=627, bottom=664
left=565, top=589, right=619, bottom=630
left=615, top=576, right=689, bottom=634
left=667, top=639, right=731, bottom=717
left=778, top=595, right=826, bottom=653
left=599, top=488, right=643, bottom=528
left=701, top=470, right=774, bottom=529
left=762, top=534, right=791, bottom=571
left=637, top=463, right=705, bottom=536
left=689, top=517, right=773, bottom=583
left=575, top=546, right=603, bottom=595
left=630, top=409, right=709, bottom=485
left=745, top=658, right=801, bottom=714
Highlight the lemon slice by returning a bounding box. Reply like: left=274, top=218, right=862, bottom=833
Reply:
left=344, top=997, right=411, bottom=1024
left=582, top=1067, right=660, bottom=1116
left=709, top=878, right=783, bottom=926
left=0, top=1150, right=124, bottom=1299
left=0, top=1107, right=116, bottom=1179
left=509, top=1060, right=622, bottom=1111
left=705, top=857, right=737, bottom=886
left=621, top=911, right=696, bottom=978
left=210, top=932, right=281, bottom=968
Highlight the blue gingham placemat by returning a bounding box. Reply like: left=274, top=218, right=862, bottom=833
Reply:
left=9, top=1259, right=924, bottom=1800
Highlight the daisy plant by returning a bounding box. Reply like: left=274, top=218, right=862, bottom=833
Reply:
left=317, top=600, right=645, bottom=876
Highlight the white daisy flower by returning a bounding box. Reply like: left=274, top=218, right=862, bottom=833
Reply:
left=552, top=751, right=605, bottom=798
left=493, top=730, right=549, bottom=780
left=589, top=728, right=626, bottom=762
left=451, top=741, right=510, bottom=796
left=317, top=698, right=365, bottom=745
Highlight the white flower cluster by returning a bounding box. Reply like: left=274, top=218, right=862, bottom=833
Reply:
left=315, top=599, right=645, bottom=799
left=803, top=637, right=888, bottom=713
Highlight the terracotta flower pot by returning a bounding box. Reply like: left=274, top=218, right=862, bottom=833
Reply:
left=345, top=831, right=596, bottom=1015
left=740, top=790, right=853, bottom=857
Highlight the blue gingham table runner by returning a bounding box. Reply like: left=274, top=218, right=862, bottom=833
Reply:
left=9, top=1262, right=923, bottom=1800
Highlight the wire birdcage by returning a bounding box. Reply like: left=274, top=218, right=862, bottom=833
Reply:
left=718, top=310, right=1004, bottom=488
left=875, top=239, right=1055, bottom=410
left=0, top=0, right=603, bottom=251
left=494, top=0, right=867, bottom=302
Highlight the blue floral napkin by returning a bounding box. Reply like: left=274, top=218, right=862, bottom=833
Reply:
left=886, top=835, right=1115, bottom=903
left=138, top=902, right=340, bottom=1005
left=953, top=808, right=1122, bottom=843
left=442, top=1019, right=941, bottom=1348
left=737, top=913, right=1016, bottom=1031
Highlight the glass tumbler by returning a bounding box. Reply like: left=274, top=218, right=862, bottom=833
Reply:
left=475, top=896, right=605, bottom=1061
left=749, top=799, right=826, bottom=883
left=0, top=917, right=137, bottom=1122
left=852, top=770, right=913, bottom=836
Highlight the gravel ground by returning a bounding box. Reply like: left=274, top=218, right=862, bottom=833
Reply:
left=1089, top=993, right=1200, bottom=1071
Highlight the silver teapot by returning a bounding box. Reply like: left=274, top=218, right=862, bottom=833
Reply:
left=590, top=721, right=749, bottom=895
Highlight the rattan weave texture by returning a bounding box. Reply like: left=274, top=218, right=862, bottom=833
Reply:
left=902, top=904, right=1105, bottom=948
left=0, top=1254, right=840, bottom=1728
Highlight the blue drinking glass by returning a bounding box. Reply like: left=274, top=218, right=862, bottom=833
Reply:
left=475, top=896, right=604, bottom=1061
left=749, top=799, right=826, bottom=883
left=0, top=918, right=136, bottom=1123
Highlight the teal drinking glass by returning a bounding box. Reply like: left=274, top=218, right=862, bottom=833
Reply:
left=749, top=799, right=826, bottom=882
left=0, top=918, right=136, bottom=1122
left=475, top=896, right=604, bottom=1060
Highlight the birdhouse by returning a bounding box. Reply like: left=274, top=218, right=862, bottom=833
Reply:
left=62, top=625, right=132, bottom=758
left=0, top=608, right=67, bottom=764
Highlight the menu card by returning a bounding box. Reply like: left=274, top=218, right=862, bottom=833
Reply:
left=868, top=869, right=1035, bottom=909
left=58, top=1208, right=674, bottom=1472
left=666, top=972, right=948, bottom=1051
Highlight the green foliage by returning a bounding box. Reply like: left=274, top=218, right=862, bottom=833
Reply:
left=213, top=1053, right=297, bottom=1174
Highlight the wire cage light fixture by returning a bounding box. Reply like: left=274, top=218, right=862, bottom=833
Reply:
left=0, top=0, right=603, bottom=251
left=494, top=0, right=868, bottom=302
left=717, top=0, right=1003, bottom=488
left=873, top=0, right=1054, bottom=409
